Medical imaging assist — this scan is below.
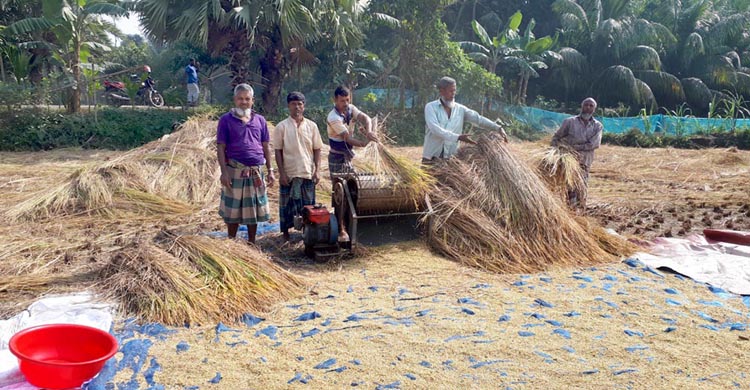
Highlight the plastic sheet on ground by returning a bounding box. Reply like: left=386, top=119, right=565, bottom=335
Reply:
left=0, top=293, right=113, bottom=389
left=634, top=234, right=750, bottom=295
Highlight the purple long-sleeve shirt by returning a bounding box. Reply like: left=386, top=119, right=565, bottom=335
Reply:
left=216, top=112, right=269, bottom=167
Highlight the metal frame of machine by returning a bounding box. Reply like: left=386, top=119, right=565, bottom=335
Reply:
left=339, top=177, right=433, bottom=249
left=301, top=171, right=433, bottom=261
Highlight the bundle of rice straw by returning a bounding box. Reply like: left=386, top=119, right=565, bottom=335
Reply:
left=101, top=233, right=305, bottom=325
left=536, top=145, right=587, bottom=204
left=167, top=234, right=304, bottom=320
left=5, top=116, right=223, bottom=221
left=425, top=133, right=635, bottom=273
left=101, top=239, right=218, bottom=325
left=354, top=117, right=434, bottom=203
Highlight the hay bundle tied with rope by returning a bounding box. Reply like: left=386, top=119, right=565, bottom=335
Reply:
left=425, top=133, right=635, bottom=273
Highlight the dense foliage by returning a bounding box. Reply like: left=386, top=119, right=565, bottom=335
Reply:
left=0, top=108, right=192, bottom=150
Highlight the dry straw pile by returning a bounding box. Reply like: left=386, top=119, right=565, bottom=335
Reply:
left=5, top=116, right=221, bottom=221
left=425, top=133, right=636, bottom=273
left=101, top=233, right=303, bottom=325
left=1, top=116, right=303, bottom=325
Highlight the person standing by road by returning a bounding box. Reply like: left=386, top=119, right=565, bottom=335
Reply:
left=185, top=58, right=199, bottom=106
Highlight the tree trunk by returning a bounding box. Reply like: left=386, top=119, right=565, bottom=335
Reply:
left=520, top=75, right=529, bottom=105
left=0, top=56, right=5, bottom=83
left=516, top=75, right=523, bottom=105
left=225, top=29, right=252, bottom=87
left=259, top=27, right=286, bottom=115
left=68, top=45, right=81, bottom=113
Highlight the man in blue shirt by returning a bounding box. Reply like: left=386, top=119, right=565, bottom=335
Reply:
left=185, top=58, right=199, bottom=107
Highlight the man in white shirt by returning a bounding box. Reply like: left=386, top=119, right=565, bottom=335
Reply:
left=327, top=85, right=378, bottom=242
left=273, top=92, right=323, bottom=241
left=422, top=76, right=507, bottom=162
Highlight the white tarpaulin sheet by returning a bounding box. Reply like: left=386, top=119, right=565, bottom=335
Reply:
left=0, top=293, right=113, bottom=389
left=636, top=234, right=750, bottom=295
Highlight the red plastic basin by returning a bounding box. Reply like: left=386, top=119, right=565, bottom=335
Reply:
left=8, top=324, right=118, bottom=389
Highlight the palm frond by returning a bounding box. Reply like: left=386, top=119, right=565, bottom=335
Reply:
left=595, top=65, right=640, bottom=106
left=681, top=77, right=712, bottom=112
left=704, top=13, right=749, bottom=50
left=635, top=70, right=686, bottom=108
left=625, top=45, right=662, bottom=71
left=83, top=2, right=128, bottom=17
left=552, top=0, right=589, bottom=31
left=635, top=78, right=657, bottom=111
left=555, top=47, right=588, bottom=73
left=371, top=12, right=400, bottom=28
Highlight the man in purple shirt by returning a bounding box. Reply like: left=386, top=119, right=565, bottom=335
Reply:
left=217, top=83, right=276, bottom=243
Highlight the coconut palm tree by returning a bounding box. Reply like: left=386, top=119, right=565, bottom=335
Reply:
left=547, top=0, right=680, bottom=111
left=137, top=0, right=383, bottom=113
left=4, top=0, right=126, bottom=113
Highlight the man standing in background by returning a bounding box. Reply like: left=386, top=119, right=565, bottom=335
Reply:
left=273, top=92, right=323, bottom=242
left=185, top=58, right=199, bottom=106
left=551, top=97, right=603, bottom=211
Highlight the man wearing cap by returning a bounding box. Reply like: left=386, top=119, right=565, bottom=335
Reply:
left=273, top=92, right=323, bottom=241
left=551, top=97, right=603, bottom=210
left=422, top=76, right=507, bottom=163
left=217, top=84, right=275, bottom=244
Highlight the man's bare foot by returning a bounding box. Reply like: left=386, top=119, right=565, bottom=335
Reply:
left=338, top=230, right=350, bottom=243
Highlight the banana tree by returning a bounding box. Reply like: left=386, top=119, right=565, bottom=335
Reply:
left=459, top=11, right=560, bottom=104
left=5, top=0, right=126, bottom=113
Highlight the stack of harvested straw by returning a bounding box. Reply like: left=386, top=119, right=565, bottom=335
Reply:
left=536, top=145, right=587, bottom=204
left=425, top=133, right=635, bottom=273
left=101, top=233, right=304, bottom=325
left=5, top=116, right=222, bottom=221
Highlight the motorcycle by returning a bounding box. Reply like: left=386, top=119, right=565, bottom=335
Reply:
left=103, top=73, right=165, bottom=107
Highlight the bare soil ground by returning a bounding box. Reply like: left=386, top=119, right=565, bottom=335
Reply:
left=1, top=144, right=750, bottom=388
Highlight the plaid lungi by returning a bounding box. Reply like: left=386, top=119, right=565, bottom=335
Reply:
left=328, top=152, right=356, bottom=179
left=279, top=178, right=316, bottom=233
left=219, top=161, right=270, bottom=225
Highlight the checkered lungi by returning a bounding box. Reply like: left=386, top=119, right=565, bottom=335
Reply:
left=328, top=152, right=356, bottom=179
left=279, top=178, right=316, bottom=233
left=218, top=160, right=270, bottom=225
